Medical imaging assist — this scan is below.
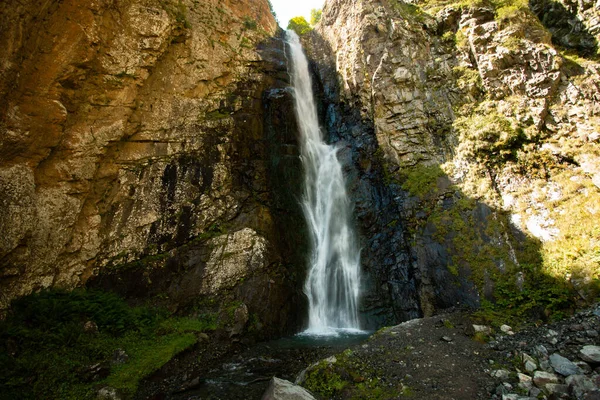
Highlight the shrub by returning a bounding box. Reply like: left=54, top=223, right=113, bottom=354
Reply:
left=287, top=16, right=312, bottom=35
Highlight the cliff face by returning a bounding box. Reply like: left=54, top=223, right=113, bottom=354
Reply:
left=0, top=0, right=307, bottom=337
left=307, top=0, right=599, bottom=322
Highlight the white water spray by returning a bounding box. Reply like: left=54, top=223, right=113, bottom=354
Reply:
left=286, top=31, right=362, bottom=336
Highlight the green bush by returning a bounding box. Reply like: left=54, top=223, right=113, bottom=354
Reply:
left=0, top=289, right=216, bottom=400
left=287, top=16, right=312, bottom=35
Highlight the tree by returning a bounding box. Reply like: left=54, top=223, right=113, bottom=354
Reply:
left=310, top=8, right=322, bottom=26
left=287, top=16, right=312, bottom=35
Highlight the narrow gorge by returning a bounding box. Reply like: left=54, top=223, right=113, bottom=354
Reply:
left=0, top=0, right=598, bottom=398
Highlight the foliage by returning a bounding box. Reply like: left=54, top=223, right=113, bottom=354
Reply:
left=303, top=360, right=348, bottom=398
left=287, top=16, right=312, bottom=36
left=243, top=16, right=257, bottom=30
left=310, top=9, right=322, bottom=26
left=394, top=1, right=428, bottom=23
left=454, top=109, right=526, bottom=167
left=0, top=289, right=216, bottom=399
left=401, top=164, right=446, bottom=198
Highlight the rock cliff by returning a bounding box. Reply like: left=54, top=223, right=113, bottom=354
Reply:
left=1, top=0, right=598, bottom=336
left=305, top=0, right=599, bottom=324
left=0, top=0, right=307, bottom=337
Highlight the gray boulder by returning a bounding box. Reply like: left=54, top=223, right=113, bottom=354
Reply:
left=262, top=377, right=316, bottom=400
left=580, top=346, right=600, bottom=364
left=550, top=353, right=582, bottom=376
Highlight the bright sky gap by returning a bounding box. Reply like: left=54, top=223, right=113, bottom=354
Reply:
left=269, top=0, right=325, bottom=27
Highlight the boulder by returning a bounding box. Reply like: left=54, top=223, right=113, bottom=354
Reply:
left=580, top=346, right=600, bottom=364
left=262, top=377, right=316, bottom=400
left=550, top=353, right=583, bottom=376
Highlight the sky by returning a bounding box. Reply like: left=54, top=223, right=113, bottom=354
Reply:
left=269, top=0, right=325, bottom=27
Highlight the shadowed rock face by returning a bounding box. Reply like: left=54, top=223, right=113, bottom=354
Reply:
left=304, top=0, right=600, bottom=326
left=0, top=0, right=307, bottom=338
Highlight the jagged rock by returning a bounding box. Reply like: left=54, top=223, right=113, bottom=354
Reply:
left=550, top=353, right=583, bottom=376
left=566, top=375, right=596, bottom=399
left=575, top=361, right=593, bottom=374
left=546, top=383, right=569, bottom=396
left=518, top=373, right=533, bottom=390
left=533, top=371, right=560, bottom=387
left=522, top=353, right=538, bottom=373
left=492, top=369, right=511, bottom=380
left=580, top=346, right=600, bottom=364
left=261, top=377, right=316, bottom=400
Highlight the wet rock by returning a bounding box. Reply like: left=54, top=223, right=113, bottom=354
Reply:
left=262, top=377, right=316, bottom=400
left=580, top=346, right=600, bottom=364
left=550, top=353, right=583, bottom=376
left=230, top=303, right=249, bottom=337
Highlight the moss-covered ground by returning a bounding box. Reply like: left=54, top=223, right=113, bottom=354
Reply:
left=0, top=289, right=217, bottom=400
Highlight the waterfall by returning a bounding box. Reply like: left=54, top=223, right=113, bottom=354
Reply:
left=286, top=31, right=362, bottom=335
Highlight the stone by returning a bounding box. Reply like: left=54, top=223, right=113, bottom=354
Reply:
left=229, top=303, right=249, bottom=337
left=83, top=321, right=99, bottom=334
left=474, top=325, right=493, bottom=334
left=575, top=361, right=593, bottom=374
left=533, top=371, right=560, bottom=387
left=545, top=383, right=569, bottom=395
left=518, top=373, right=533, bottom=390
left=500, top=325, right=514, bottom=335
left=550, top=353, right=583, bottom=376
left=262, top=377, right=316, bottom=400
left=529, top=387, right=542, bottom=397
left=566, top=375, right=596, bottom=399
left=111, top=349, right=129, bottom=365
left=97, top=386, right=122, bottom=400
left=522, top=353, right=538, bottom=373
left=492, top=369, right=511, bottom=380
left=441, top=336, right=453, bottom=342
left=534, top=345, right=549, bottom=360
left=580, top=346, right=600, bottom=364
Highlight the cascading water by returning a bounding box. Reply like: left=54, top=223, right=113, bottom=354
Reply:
left=286, top=31, right=362, bottom=336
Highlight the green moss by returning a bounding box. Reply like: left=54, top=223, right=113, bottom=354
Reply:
left=394, top=1, right=427, bottom=23
left=401, top=164, right=446, bottom=198
left=0, top=289, right=216, bottom=400
left=242, top=16, right=257, bottom=30
left=454, top=109, right=526, bottom=167
left=104, top=333, right=196, bottom=395
left=303, top=360, right=348, bottom=398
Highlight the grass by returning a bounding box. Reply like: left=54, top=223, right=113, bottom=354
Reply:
left=0, top=289, right=216, bottom=400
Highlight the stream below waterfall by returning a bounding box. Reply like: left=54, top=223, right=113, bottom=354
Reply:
left=137, top=332, right=371, bottom=400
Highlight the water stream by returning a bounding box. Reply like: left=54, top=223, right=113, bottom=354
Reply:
left=286, top=31, right=362, bottom=336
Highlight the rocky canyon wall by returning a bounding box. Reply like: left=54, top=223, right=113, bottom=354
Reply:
left=305, top=0, right=599, bottom=323
left=0, top=0, right=307, bottom=337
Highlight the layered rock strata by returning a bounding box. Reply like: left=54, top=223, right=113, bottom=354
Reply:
left=0, top=0, right=306, bottom=337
